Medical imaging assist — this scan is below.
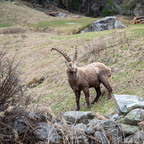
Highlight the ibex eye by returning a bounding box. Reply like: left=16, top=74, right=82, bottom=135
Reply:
left=69, top=64, right=72, bottom=67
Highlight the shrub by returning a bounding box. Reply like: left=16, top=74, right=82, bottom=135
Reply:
left=102, top=0, right=118, bottom=16
left=0, top=51, right=25, bottom=111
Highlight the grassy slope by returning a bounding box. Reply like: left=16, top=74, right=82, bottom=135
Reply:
left=0, top=1, right=143, bottom=115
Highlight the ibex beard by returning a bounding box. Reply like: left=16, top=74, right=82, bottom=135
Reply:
left=51, top=46, right=112, bottom=111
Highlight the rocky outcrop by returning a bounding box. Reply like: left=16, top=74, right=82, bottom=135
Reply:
left=113, top=94, right=144, bottom=115
left=81, top=16, right=125, bottom=33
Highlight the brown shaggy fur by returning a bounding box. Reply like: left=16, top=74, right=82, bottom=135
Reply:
left=51, top=47, right=112, bottom=111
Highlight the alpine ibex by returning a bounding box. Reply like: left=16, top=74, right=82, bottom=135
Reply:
left=51, top=47, right=112, bottom=111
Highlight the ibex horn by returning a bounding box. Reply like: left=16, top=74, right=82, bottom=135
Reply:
left=51, top=47, right=71, bottom=62
left=73, top=46, right=77, bottom=61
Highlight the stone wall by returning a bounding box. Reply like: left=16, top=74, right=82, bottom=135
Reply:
left=1, top=94, right=144, bottom=143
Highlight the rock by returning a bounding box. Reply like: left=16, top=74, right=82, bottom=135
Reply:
left=126, top=102, right=144, bottom=112
left=111, top=114, right=120, bottom=121
left=88, top=119, right=104, bottom=131
left=124, top=131, right=144, bottom=144
left=28, top=112, right=40, bottom=121
left=14, top=116, right=28, bottom=135
left=120, top=124, right=139, bottom=136
left=73, top=123, right=87, bottom=133
left=45, top=11, right=59, bottom=17
left=70, top=124, right=88, bottom=144
left=63, top=111, right=95, bottom=124
left=74, top=123, right=94, bottom=135
left=94, top=131, right=110, bottom=144
left=106, top=114, right=111, bottom=119
left=101, top=120, right=122, bottom=144
left=35, top=122, right=61, bottom=143
left=57, top=13, right=67, bottom=17
left=101, top=120, right=117, bottom=129
left=70, top=134, right=87, bottom=144
left=81, top=16, right=125, bottom=33
left=86, top=127, right=94, bottom=135
left=120, top=108, right=144, bottom=126
left=113, top=94, right=143, bottom=115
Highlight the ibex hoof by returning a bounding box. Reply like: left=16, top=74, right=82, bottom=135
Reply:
left=91, top=101, right=95, bottom=104
left=76, top=108, right=80, bottom=111
left=87, top=106, right=91, bottom=109
left=107, top=97, right=111, bottom=101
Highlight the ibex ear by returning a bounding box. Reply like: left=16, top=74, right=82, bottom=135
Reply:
left=73, top=46, right=77, bottom=61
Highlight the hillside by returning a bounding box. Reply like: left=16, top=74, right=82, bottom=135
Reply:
left=0, top=1, right=144, bottom=115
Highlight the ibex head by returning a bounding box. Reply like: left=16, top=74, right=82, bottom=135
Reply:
left=51, top=46, right=78, bottom=73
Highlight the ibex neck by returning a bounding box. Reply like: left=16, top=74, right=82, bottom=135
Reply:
left=67, top=70, right=78, bottom=81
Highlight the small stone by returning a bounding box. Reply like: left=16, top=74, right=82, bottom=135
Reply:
left=28, top=112, right=40, bottom=121
left=111, top=114, right=120, bottom=121
left=120, top=124, right=139, bottom=136
left=88, top=119, right=104, bottom=131
left=35, top=122, right=61, bottom=143
left=101, top=120, right=117, bottom=129
left=94, top=131, right=109, bottom=144
left=63, top=111, right=94, bottom=124
left=73, top=123, right=87, bottom=133
left=106, top=114, right=111, bottom=119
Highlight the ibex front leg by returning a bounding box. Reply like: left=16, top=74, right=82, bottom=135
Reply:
left=83, top=88, right=90, bottom=109
left=74, top=91, right=81, bottom=111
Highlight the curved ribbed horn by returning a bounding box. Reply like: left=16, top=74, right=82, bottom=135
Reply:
left=51, top=47, right=71, bottom=62
left=73, top=46, right=77, bottom=61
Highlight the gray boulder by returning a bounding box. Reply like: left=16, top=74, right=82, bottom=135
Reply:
left=113, top=94, right=144, bottom=115
left=120, top=124, right=139, bottom=136
left=63, top=111, right=95, bottom=124
left=101, top=119, right=117, bottom=129
left=14, top=116, right=28, bottom=135
left=94, top=131, right=110, bottom=144
left=34, top=122, right=61, bottom=143
left=101, top=120, right=122, bottom=144
left=126, top=102, right=144, bottom=112
left=70, top=124, right=88, bottom=144
left=120, top=108, right=144, bottom=126
left=81, top=16, right=125, bottom=33
left=124, top=131, right=144, bottom=144
left=73, top=123, right=87, bottom=133
left=87, top=119, right=104, bottom=131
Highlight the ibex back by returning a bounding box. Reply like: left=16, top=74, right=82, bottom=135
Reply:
left=51, top=47, right=112, bottom=111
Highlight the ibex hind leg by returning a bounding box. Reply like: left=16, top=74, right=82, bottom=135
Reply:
left=100, top=76, right=112, bottom=100
left=91, top=86, right=101, bottom=104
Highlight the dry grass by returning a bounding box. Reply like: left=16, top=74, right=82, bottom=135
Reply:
left=0, top=1, right=53, bottom=26
left=0, top=26, right=26, bottom=34
left=0, top=1, right=144, bottom=115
